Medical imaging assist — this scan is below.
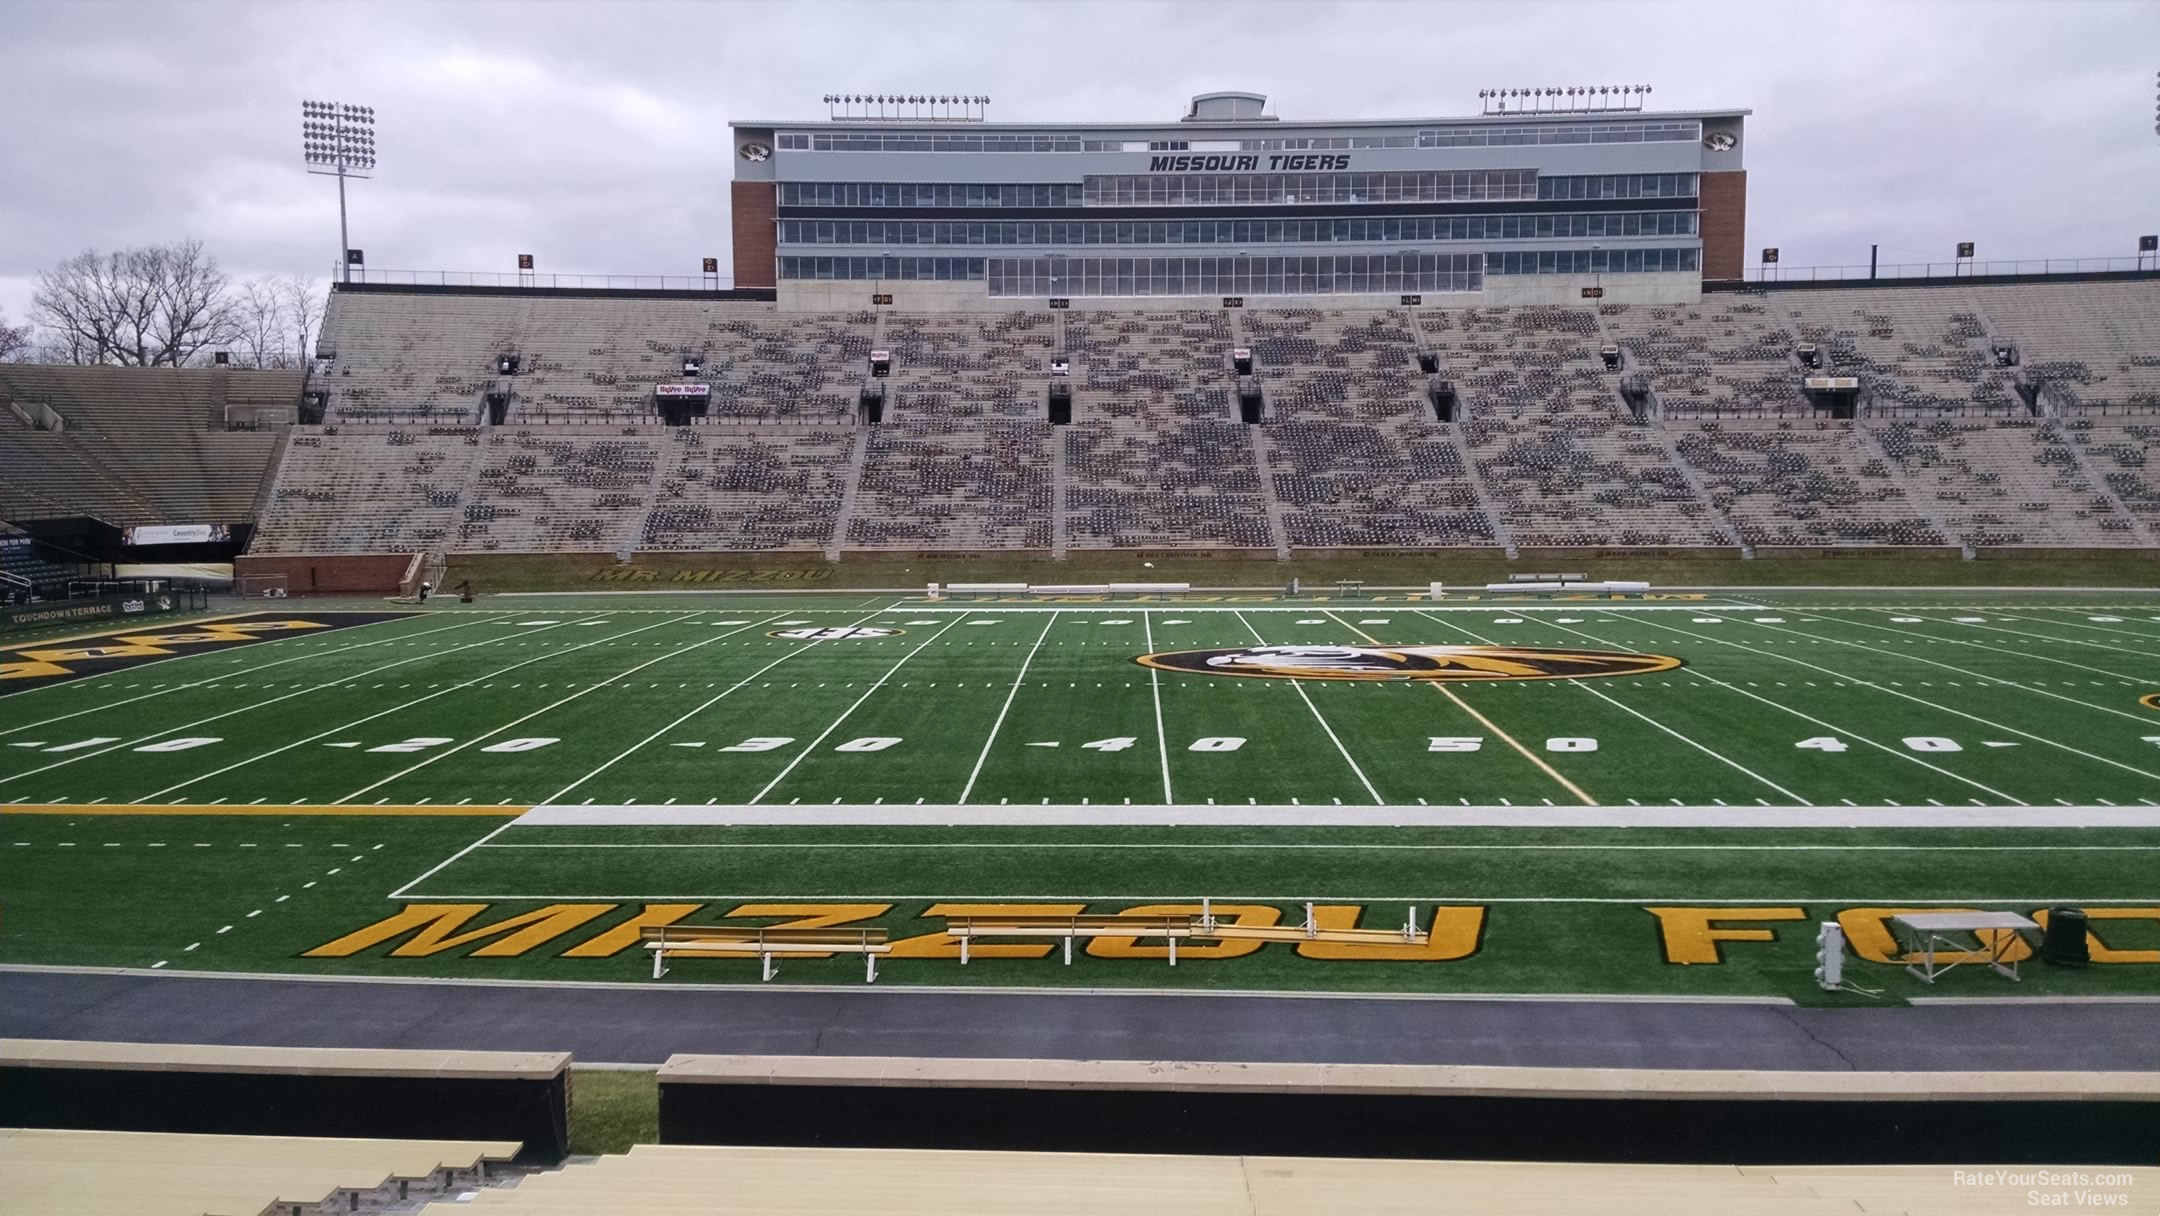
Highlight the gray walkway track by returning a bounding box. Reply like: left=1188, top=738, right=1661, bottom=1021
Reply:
left=4, top=968, right=2154, bottom=1072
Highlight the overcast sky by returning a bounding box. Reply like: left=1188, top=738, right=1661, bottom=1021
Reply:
left=2, top=0, right=2155, bottom=326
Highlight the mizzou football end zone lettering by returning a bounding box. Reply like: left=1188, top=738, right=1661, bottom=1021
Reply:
left=0, top=611, right=414, bottom=689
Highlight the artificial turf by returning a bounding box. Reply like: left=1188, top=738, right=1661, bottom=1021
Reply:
left=5, top=588, right=2159, bottom=1000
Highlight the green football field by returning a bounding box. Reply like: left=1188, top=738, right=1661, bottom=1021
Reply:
left=5, top=588, right=2160, bottom=1002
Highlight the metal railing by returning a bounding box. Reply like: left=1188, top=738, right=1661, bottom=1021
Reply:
left=1753, top=256, right=2157, bottom=283
left=339, top=267, right=738, bottom=292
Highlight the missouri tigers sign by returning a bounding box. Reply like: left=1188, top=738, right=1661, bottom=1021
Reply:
left=1137, top=644, right=1683, bottom=682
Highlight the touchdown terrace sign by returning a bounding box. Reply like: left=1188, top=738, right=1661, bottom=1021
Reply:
left=1149, top=153, right=1353, bottom=173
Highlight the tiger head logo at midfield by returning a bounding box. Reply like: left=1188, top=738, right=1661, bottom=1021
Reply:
left=1137, top=644, right=1684, bottom=682
left=2142, top=692, right=2160, bottom=712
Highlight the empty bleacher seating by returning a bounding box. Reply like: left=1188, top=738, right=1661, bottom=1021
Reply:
left=230, top=282, right=2160, bottom=558
left=1600, top=298, right=1802, bottom=416
left=1972, top=280, right=2160, bottom=410
left=1673, top=421, right=1946, bottom=547
left=0, top=365, right=290, bottom=526
left=1781, top=289, right=2017, bottom=415
left=1873, top=418, right=2138, bottom=546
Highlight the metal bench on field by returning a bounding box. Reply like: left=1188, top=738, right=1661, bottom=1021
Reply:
left=643, top=924, right=892, bottom=983
left=944, top=914, right=1200, bottom=965
left=944, top=903, right=1430, bottom=966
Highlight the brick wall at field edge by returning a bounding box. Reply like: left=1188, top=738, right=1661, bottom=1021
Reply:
left=235, top=554, right=412, bottom=594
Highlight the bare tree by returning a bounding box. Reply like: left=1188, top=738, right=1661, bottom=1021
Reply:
left=279, top=274, right=326, bottom=364
left=229, top=278, right=292, bottom=369
left=30, top=239, right=239, bottom=366
left=0, top=307, right=29, bottom=363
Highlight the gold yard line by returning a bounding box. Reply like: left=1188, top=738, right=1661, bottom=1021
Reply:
left=1323, top=611, right=1599, bottom=808
left=0, top=803, right=526, bottom=817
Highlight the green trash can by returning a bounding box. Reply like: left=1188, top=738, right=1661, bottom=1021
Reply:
left=2042, top=906, right=2089, bottom=968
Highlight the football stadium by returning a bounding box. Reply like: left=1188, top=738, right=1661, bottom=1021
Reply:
left=4, top=61, right=2158, bottom=1215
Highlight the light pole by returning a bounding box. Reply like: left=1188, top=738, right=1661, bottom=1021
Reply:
left=301, top=100, right=376, bottom=283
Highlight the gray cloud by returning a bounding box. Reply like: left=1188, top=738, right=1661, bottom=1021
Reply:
left=2, top=0, right=2155, bottom=322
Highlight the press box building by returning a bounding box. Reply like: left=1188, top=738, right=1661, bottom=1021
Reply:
left=729, top=91, right=1748, bottom=311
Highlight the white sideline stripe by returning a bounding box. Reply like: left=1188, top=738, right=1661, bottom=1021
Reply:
left=1615, top=612, right=2160, bottom=786
left=1236, top=611, right=1383, bottom=806
left=351, top=613, right=792, bottom=805
left=508, top=804, right=2160, bottom=828
left=542, top=610, right=885, bottom=804
left=5, top=615, right=559, bottom=789
left=481, top=841, right=2160, bottom=853
left=748, top=617, right=970, bottom=804
left=1142, top=611, right=1174, bottom=804
left=0, top=613, right=499, bottom=733
left=132, top=616, right=673, bottom=802
left=0, top=963, right=1796, bottom=1005
left=1405, top=609, right=1811, bottom=806
left=408, top=891, right=2160, bottom=905
left=958, top=611, right=1059, bottom=804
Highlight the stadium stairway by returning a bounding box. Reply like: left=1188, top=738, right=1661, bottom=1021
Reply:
left=824, top=428, right=870, bottom=562
left=1247, top=425, right=1294, bottom=558
left=1049, top=421, right=1070, bottom=558
left=0, top=1127, right=521, bottom=1216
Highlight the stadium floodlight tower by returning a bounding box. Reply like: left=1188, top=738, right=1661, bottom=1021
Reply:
left=300, top=100, right=377, bottom=283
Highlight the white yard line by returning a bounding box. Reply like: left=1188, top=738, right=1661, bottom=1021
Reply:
left=1408, top=610, right=1812, bottom=806
left=2026, top=609, right=2160, bottom=643
left=1894, top=610, right=2160, bottom=663
left=3, top=616, right=578, bottom=788
left=1556, top=615, right=2025, bottom=803
left=1142, top=610, right=1174, bottom=804
left=1754, top=613, right=2160, bottom=725
left=1615, top=612, right=2160, bottom=787
left=386, top=819, right=519, bottom=900
left=747, top=618, right=969, bottom=804
left=542, top=611, right=888, bottom=804
left=1235, top=611, right=1383, bottom=805
left=1848, top=612, right=2160, bottom=684
left=132, top=616, right=691, bottom=802
left=0, top=613, right=501, bottom=734
left=343, top=613, right=798, bottom=805
left=957, top=611, right=1060, bottom=805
